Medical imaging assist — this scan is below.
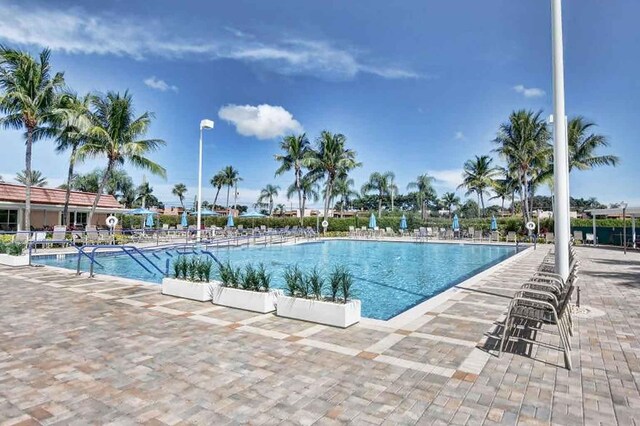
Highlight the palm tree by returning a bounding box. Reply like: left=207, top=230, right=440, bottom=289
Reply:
left=75, top=91, right=166, bottom=224
left=0, top=46, right=65, bottom=230
left=210, top=171, right=226, bottom=209
left=172, top=183, right=187, bottom=209
left=440, top=192, right=460, bottom=218
left=135, top=182, right=153, bottom=208
left=489, top=169, right=519, bottom=216
left=288, top=173, right=321, bottom=218
left=15, top=169, right=48, bottom=187
left=333, top=177, right=358, bottom=217
left=275, top=133, right=310, bottom=224
left=493, top=110, right=551, bottom=222
left=361, top=171, right=395, bottom=217
left=275, top=204, right=286, bottom=216
left=54, top=92, right=93, bottom=226
left=220, top=166, right=241, bottom=212
left=406, top=174, right=436, bottom=220
left=567, top=116, right=619, bottom=172
left=304, top=131, right=361, bottom=220
left=458, top=155, right=500, bottom=217
left=257, top=184, right=280, bottom=216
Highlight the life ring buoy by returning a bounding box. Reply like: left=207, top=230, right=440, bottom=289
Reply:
left=526, top=221, right=536, bottom=231
left=321, top=220, right=329, bottom=228
left=106, top=215, right=119, bottom=228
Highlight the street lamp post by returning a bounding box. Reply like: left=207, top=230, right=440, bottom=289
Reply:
left=197, top=119, right=214, bottom=243
left=551, top=0, right=571, bottom=280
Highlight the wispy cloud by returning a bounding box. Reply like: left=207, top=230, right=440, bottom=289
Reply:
left=0, top=4, right=421, bottom=81
left=143, top=76, right=178, bottom=92
left=427, top=169, right=464, bottom=193
left=218, top=104, right=303, bottom=140
left=513, top=84, right=545, bottom=98
left=454, top=131, right=465, bottom=140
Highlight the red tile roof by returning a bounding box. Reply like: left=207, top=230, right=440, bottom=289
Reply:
left=0, top=183, right=122, bottom=209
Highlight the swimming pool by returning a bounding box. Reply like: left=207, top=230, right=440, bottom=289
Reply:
left=35, top=241, right=519, bottom=320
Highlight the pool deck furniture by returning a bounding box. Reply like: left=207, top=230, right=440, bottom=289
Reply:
left=1, top=245, right=638, bottom=424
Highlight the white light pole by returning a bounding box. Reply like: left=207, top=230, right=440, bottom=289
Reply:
left=551, top=0, right=571, bottom=280
left=621, top=201, right=627, bottom=255
left=197, top=119, right=214, bottom=243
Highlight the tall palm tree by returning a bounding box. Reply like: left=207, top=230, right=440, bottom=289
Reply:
left=406, top=174, right=436, bottom=220
left=304, top=131, right=360, bottom=220
left=54, top=92, right=93, bottom=226
left=333, top=177, right=358, bottom=217
left=275, top=133, right=310, bottom=224
left=458, top=155, right=500, bottom=217
left=257, top=184, right=280, bottom=216
left=220, top=166, right=241, bottom=212
left=75, top=91, right=166, bottom=224
left=15, top=169, right=48, bottom=187
left=135, top=182, right=153, bottom=208
left=567, top=116, right=619, bottom=172
left=440, top=192, right=460, bottom=218
left=493, top=110, right=551, bottom=222
left=210, top=171, right=226, bottom=208
left=0, top=46, right=65, bottom=231
left=172, top=183, right=187, bottom=209
left=361, top=171, right=395, bottom=217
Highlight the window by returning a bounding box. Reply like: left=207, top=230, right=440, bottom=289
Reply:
left=0, top=209, right=18, bottom=231
left=74, top=212, right=88, bottom=227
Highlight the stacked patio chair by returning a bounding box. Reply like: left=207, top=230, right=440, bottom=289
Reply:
left=506, top=231, right=517, bottom=243
left=500, top=244, right=579, bottom=370
left=473, top=230, right=483, bottom=242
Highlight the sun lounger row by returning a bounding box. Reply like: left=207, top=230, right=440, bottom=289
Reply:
left=500, top=245, right=579, bottom=370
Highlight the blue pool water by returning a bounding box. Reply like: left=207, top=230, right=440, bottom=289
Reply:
left=34, top=241, right=518, bottom=320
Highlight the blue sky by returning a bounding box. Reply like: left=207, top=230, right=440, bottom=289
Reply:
left=0, top=0, right=638, bottom=208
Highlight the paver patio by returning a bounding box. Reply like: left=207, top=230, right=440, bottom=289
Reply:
left=0, top=245, right=639, bottom=424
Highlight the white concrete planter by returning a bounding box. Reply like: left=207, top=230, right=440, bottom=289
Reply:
left=161, top=277, right=219, bottom=302
left=211, top=286, right=281, bottom=313
left=276, top=295, right=361, bottom=328
left=0, top=253, right=30, bottom=267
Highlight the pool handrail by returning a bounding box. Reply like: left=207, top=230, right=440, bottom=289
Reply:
left=28, top=239, right=105, bottom=269
left=77, top=244, right=167, bottom=278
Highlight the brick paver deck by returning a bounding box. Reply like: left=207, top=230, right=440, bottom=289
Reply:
left=0, top=245, right=638, bottom=424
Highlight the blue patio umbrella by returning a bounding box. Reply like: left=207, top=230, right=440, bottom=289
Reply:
left=452, top=214, right=460, bottom=231
left=490, top=215, right=498, bottom=231
left=368, top=213, right=377, bottom=229
left=399, top=214, right=408, bottom=230
left=194, top=209, right=220, bottom=217
left=226, top=213, right=235, bottom=227
left=180, top=211, right=188, bottom=227
left=145, top=213, right=154, bottom=228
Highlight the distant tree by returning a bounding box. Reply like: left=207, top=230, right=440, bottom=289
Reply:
left=361, top=171, right=395, bottom=217
left=458, top=199, right=480, bottom=218
left=257, top=184, right=280, bottom=216
left=458, top=155, right=500, bottom=217
left=440, top=192, right=460, bottom=218
left=15, top=169, right=48, bottom=187
left=172, top=183, right=187, bottom=209
left=210, top=171, right=226, bottom=209
left=406, top=174, right=437, bottom=220
left=333, top=177, right=359, bottom=216
left=220, top=166, right=241, bottom=212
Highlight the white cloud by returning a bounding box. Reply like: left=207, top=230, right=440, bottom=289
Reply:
left=218, top=104, right=303, bottom=140
left=513, top=84, right=545, bottom=98
left=143, top=76, right=178, bottom=92
left=454, top=131, right=465, bottom=140
left=0, top=4, right=421, bottom=81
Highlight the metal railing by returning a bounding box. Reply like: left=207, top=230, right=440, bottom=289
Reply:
left=75, top=244, right=167, bottom=278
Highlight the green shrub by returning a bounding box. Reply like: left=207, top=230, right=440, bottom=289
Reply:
left=199, top=258, right=213, bottom=282
left=283, top=265, right=303, bottom=297
left=7, top=242, right=25, bottom=256
left=187, top=257, right=198, bottom=281
left=240, top=264, right=260, bottom=291
left=340, top=269, right=354, bottom=303
left=172, top=256, right=185, bottom=279
left=307, top=267, right=324, bottom=300
left=0, top=240, right=6, bottom=254
left=329, top=265, right=345, bottom=302
left=256, top=263, right=271, bottom=291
